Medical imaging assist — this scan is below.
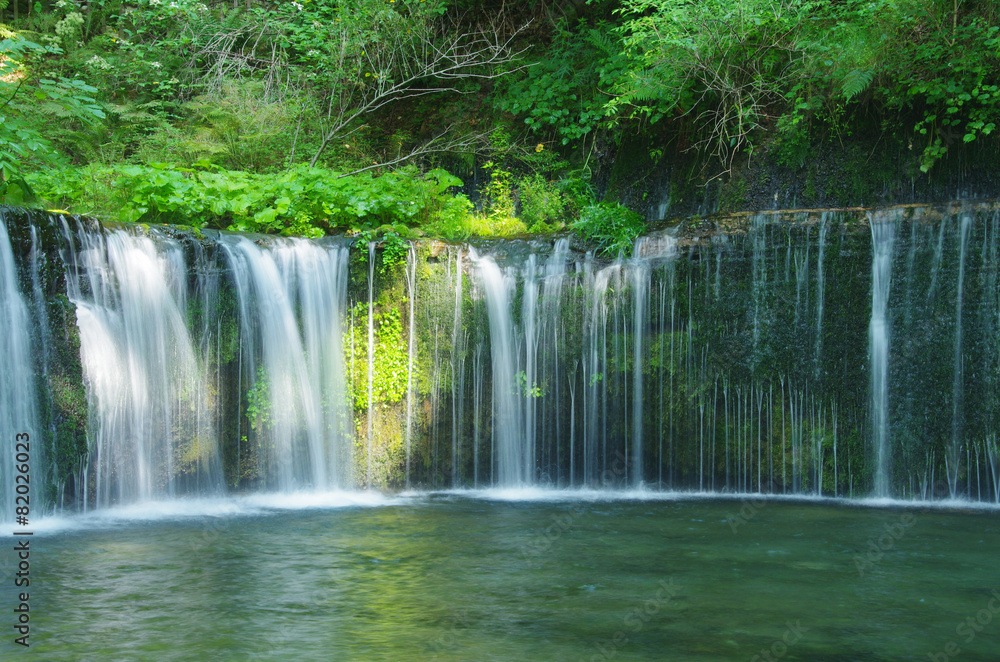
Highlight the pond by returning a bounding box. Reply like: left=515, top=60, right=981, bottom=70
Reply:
left=9, top=492, right=999, bottom=660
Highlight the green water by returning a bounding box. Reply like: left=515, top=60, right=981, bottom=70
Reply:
left=4, top=494, right=999, bottom=661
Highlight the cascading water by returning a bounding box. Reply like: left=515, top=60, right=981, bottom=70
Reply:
left=537, top=240, right=571, bottom=482
left=0, top=219, right=40, bottom=521
left=451, top=248, right=466, bottom=485
left=869, top=215, right=896, bottom=497
left=4, top=203, right=1000, bottom=513
left=221, top=235, right=352, bottom=491
left=814, top=214, right=828, bottom=378
left=585, top=260, right=622, bottom=485
left=404, top=243, right=417, bottom=489
left=454, top=208, right=998, bottom=500
left=48, top=221, right=355, bottom=509
left=64, top=223, right=220, bottom=506
left=630, top=240, right=650, bottom=487
left=366, top=241, right=376, bottom=487
left=472, top=249, right=527, bottom=486
left=947, top=215, right=972, bottom=496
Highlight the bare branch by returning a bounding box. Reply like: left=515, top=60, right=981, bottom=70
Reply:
left=335, top=126, right=490, bottom=178
left=308, top=19, right=532, bottom=167
left=160, top=7, right=530, bottom=173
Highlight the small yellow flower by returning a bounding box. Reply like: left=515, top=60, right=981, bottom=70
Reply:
left=535, top=143, right=544, bottom=152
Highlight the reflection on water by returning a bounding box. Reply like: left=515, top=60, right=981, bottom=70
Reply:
left=8, top=495, right=1000, bottom=660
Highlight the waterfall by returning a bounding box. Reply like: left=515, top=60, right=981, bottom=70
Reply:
left=404, top=243, right=417, bottom=489
left=65, top=224, right=221, bottom=506
left=221, top=236, right=351, bottom=491
left=451, top=248, right=465, bottom=486
left=29, top=227, right=55, bottom=439
left=814, top=214, right=828, bottom=379
left=750, top=214, right=769, bottom=372
left=366, top=241, right=376, bottom=487
left=4, top=203, right=1000, bottom=508
left=473, top=342, right=484, bottom=487
left=540, top=239, right=570, bottom=482
left=521, top=254, right=539, bottom=484
left=428, top=207, right=991, bottom=499
left=472, top=250, right=527, bottom=486
left=869, top=216, right=896, bottom=497
left=586, top=262, right=621, bottom=485
left=947, top=215, right=972, bottom=496
left=0, top=219, right=40, bottom=522
left=631, top=240, right=650, bottom=487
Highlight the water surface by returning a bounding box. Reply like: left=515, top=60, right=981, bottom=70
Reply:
left=5, top=493, right=999, bottom=660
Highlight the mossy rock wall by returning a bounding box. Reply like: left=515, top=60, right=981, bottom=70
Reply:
left=595, top=130, right=1000, bottom=224
left=2, top=207, right=89, bottom=506
left=4, top=200, right=998, bottom=504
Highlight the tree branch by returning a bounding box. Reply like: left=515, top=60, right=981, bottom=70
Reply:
left=335, top=126, right=489, bottom=178
left=309, top=20, right=532, bottom=167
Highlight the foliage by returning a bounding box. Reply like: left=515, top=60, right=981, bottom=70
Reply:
left=607, top=0, right=1000, bottom=173
left=479, top=158, right=516, bottom=219
left=0, top=34, right=104, bottom=200
left=246, top=366, right=271, bottom=433
left=356, top=226, right=411, bottom=274
left=463, top=210, right=528, bottom=237
left=571, top=201, right=645, bottom=257
left=161, top=81, right=309, bottom=172
left=247, top=0, right=526, bottom=168
left=379, top=231, right=410, bottom=273
left=610, top=0, right=806, bottom=172
left=422, top=193, right=475, bottom=240
left=518, top=173, right=569, bottom=232
left=5, top=0, right=1000, bottom=230
left=496, top=18, right=626, bottom=146
left=515, top=370, right=542, bottom=398
left=346, top=302, right=409, bottom=409
left=7, top=0, right=525, bottom=172
left=883, top=17, right=999, bottom=172
left=29, top=163, right=470, bottom=236
left=457, top=149, right=531, bottom=237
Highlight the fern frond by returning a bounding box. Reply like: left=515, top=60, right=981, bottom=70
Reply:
left=842, top=68, right=874, bottom=101
left=586, top=28, right=619, bottom=57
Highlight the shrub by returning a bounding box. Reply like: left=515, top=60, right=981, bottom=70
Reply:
left=572, top=202, right=645, bottom=257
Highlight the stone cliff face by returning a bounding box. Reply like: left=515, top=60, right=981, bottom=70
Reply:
left=3, top=200, right=998, bottom=515
left=594, top=132, right=1000, bottom=225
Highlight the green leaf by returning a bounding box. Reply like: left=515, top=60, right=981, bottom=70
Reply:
left=841, top=69, right=874, bottom=102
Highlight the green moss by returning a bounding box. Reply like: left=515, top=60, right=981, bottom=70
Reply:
left=246, top=365, right=271, bottom=433
left=345, top=303, right=411, bottom=410
left=718, top=176, right=748, bottom=213
left=803, top=166, right=817, bottom=203
left=45, top=291, right=90, bottom=493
